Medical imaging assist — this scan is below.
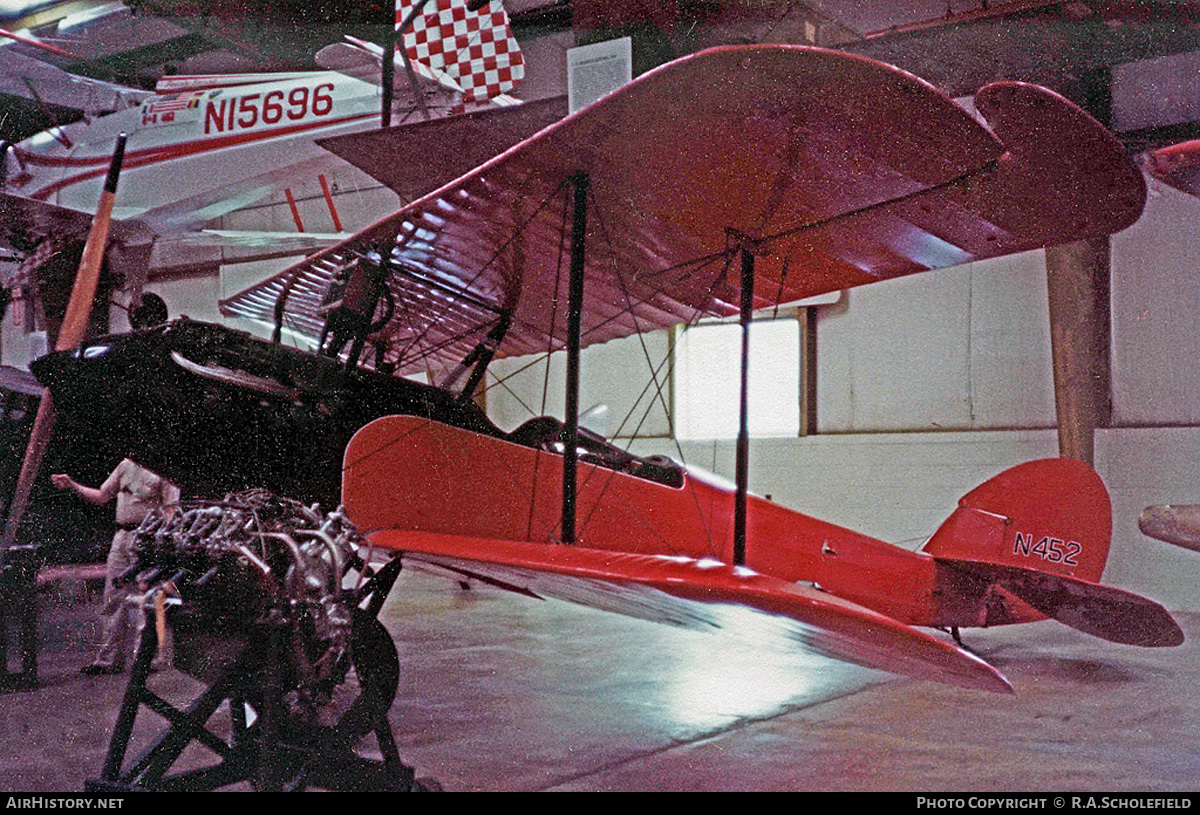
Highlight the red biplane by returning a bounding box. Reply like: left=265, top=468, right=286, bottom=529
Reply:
left=208, top=43, right=1181, bottom=696
left=27, top=39, right=1189, bottom=793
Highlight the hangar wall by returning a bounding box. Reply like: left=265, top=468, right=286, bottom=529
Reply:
left=1112, top=182, right=1200, bottom=427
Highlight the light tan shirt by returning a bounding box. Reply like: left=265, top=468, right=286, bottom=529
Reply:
left=100, top=459, right=181, bottom=526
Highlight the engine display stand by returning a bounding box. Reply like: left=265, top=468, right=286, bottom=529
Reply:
left=85, top=558, right=432, bottom=792
left=0, top=546, right=39, bottom=691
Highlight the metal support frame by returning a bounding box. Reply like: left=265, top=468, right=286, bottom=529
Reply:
left=381, top=20, right=396, bottom=128
left=86, top=558, right=421, bottom=792
left=561, top=172, right=589, bottom=545
left=0, top=545, right=38, bottom=690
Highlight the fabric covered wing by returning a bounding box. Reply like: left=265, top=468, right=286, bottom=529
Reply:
left=0, top=192, right=99, bottom=248
left=316, top=95, right=569, bottom=202
left=219, top=45, right=1144, bottom=377
left=370, top=529, right=1013, bottom=694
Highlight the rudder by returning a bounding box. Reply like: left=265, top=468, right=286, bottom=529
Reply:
left=922, top=457, right=1111, bottom=583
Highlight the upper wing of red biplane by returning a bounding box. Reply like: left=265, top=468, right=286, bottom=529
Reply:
left=219, top=44, right=1145, bottom=376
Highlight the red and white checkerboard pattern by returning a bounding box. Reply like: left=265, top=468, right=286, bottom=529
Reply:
left=396, top=0, right=525, bottom=103
left=15, top=235, right=66, bottom=286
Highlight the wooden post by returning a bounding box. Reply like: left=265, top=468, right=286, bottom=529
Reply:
left=1045, top=236, right=1112, bottom=465
left=799, top=306, right=817, bottom=437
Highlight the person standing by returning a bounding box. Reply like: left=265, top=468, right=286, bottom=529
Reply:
left=51, top=459, right=180, bottom=675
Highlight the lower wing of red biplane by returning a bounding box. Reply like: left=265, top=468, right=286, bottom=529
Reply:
left=219, top=45, right=1153, bottom=692
left=371, top=529, right=1017, bottom=694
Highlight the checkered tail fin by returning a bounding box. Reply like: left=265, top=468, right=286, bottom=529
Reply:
left=395, top=0, right=525, bottom=104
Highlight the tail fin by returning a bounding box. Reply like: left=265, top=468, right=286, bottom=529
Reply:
left=925, top=458, right=1183, bottom=647
left=394, top=0, right=525, bottom=104
left=923, top=457, right=1111, bottom=582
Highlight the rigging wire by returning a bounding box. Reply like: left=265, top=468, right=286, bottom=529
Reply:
left=557, top=191, right=742, bottom=556
left=371, top=177, right=574, bottom=379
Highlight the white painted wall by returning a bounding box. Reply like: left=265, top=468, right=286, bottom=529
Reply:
left=817, top=249, right=1057, bottom=432
left=1098, top=427, right=1200, bottom=612
left=1111, top=179, right=1200, bottom=426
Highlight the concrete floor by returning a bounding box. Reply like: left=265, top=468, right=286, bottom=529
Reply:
left=1, top=567, right=1197, bottom=792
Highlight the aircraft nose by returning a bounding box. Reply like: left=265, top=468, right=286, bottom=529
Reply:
left=28, top=347, right=74, bottom=391
left=29, top=343, right=117, bottom=399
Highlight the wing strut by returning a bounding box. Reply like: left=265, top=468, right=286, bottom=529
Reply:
left=396, top=0, right=435, bottom=122
left=381, top=19, right=397, bottom=128
left=733, top=241, right=756, bottom=566
left=450, top=312, right=512, bottom=402
left=562, top=172, right=589, bottom=545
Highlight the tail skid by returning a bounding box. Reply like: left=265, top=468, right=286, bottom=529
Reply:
left=924, top=458, right=1184, bottom=647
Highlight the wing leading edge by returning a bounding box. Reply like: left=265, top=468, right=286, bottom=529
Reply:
left=219, top=44, right=1145, bottom=378
left=370, top=529, right=1013, bottom=694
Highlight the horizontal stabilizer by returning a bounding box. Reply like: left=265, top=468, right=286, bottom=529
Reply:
left=369, top=529, right=1013, bottom=694
left=0, top=192, right=149, bottom=252
left=937, top=559, right=1183, bottom=648
left=1141, top=140, right=1200, bottom=199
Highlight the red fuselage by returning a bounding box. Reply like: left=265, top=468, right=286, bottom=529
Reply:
left=342, top=416, right=976, bottom=629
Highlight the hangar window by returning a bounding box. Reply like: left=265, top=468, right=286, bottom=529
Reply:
left=674, top=318, right=802, bottom=440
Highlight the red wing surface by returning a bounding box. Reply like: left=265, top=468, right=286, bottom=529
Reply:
left=1142, top=139, right=1200, bottom=198
left=372, top=529, right=1013, bottom=694
left=220, top=45, right=1144, bottom=377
